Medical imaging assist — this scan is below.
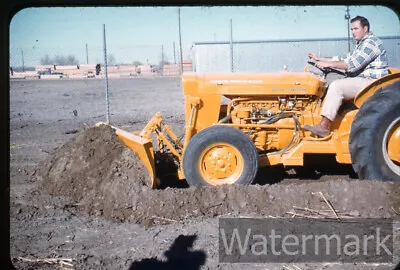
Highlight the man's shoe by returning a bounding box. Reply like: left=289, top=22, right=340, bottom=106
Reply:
left=303, top=124, right=331, bottom=137
left=304, top=117, right=332, bottom=137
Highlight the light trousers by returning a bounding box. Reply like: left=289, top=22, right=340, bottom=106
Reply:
left=321, top=77, right=374, bottom=121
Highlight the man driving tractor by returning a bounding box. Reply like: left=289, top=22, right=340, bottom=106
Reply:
left=109, top=15, right=399, bottom=186
left=304, top=15, right=389, bottom=137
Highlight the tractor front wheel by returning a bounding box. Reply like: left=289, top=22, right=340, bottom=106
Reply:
left=182, top=126, right=259, bottom=186
left=349, top=81, right=400, bottom=181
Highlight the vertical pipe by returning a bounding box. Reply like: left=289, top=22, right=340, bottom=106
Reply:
left=173, top=41, right=176, bottom=64
left=230, top=19, right=234, bottom=72
left=103, top=24, right=110, bottom=124
left=178, top=8, right=183, bottom=74
left=21, top=49, right=25, bottom=72
left=161, top=45, right=164, bottom=75
left=345, top=6, right=351, bottom=54
left=86, top=43, right=89, bottom=64
left=161, top=45, right=164, bottom=65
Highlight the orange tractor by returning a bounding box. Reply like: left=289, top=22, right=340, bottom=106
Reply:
left=110, top=61, right=400, bottom=188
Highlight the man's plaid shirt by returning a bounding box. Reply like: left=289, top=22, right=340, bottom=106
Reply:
left=344, top=32, right=388, bottom=79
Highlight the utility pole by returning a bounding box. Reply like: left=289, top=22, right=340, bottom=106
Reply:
left=21, top=49, right=25, bottom=72
left=102, top=24, right=110, bottom=124
left=345, top=6, right=351, bottom=54
left=230, top=19, right=234, bottom=72
left=161, top=45, right=164, bottom=66
left=86, top=43, right=89, bottom=64
left=178, top=8, right=184, bottom=74
left=173, top=42, right=176, bottom=64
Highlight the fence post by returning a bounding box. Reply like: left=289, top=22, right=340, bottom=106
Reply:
left=178, top=8, right=184, bottom=74
left=230, top=19, right=234, bottom=73
left=103, top=24, right=110, bottom=124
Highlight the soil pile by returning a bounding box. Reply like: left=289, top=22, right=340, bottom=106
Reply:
left=37, top=125, right=400, bottom=226
left=37, top=125, right=151, bottom=222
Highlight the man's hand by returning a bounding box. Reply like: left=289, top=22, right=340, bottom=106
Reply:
left=308, top=52, right=319, bottom=61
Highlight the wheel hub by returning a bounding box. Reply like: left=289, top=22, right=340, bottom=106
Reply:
left=200, top=144, right=244, bottom=185
left=383, top=116, right=400, bottom=175
left=387, top=125, right=400, bottom=163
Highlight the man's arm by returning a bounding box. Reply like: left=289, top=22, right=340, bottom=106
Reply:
left=315, top=60, right=349, bottom=70
left=309, top=53, right=337, bottom=62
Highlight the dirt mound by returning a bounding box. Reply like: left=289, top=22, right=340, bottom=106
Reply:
left=37, top=125, right=151, bottom=222
left=37, top=125, right=400, bottom=226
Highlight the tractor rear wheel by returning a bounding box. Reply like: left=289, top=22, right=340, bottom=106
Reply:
left=349, top=81, right=400, bottom=181
left=182, top=125, right=259, bottom=186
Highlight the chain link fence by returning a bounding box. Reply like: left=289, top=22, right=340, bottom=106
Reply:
left=9, top=36, right=400, bottom=75
left=192, top=36, right=400, bottom=73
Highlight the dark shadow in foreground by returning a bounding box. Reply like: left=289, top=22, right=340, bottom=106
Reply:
left=129, top=234, right=206, bottom=270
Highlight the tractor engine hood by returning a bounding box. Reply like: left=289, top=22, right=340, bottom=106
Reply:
left=182, top=72, right=325, bottom=97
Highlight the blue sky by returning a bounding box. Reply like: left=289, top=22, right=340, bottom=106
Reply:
left=9, top=5, right=400, bottom=67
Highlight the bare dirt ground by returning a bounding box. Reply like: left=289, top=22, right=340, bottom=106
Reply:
left=9, top=77, right=400, bottom=269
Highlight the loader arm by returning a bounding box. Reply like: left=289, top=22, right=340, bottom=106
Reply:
left=110, top=112, right=184, bottom=188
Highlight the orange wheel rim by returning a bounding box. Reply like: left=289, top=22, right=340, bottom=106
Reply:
left=384, top=117, right=400, bottom=174
left=198, top=143, right=244, bottom=186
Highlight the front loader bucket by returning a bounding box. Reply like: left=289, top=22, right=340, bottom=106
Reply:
left=114, top=128, right=159, bottom=189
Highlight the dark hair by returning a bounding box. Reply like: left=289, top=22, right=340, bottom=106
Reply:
left=351, top=16, right=370, bottom=32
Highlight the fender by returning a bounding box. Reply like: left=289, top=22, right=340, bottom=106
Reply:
left=354, top=68, right=400, bottom=108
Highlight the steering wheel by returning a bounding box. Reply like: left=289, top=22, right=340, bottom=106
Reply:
left=307, top=61, right=346, bottom=76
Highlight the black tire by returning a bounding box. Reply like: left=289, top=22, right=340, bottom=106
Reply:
left=182, top=125, right=259, bottom=186
left=349, top=81, right=400, bottom=181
